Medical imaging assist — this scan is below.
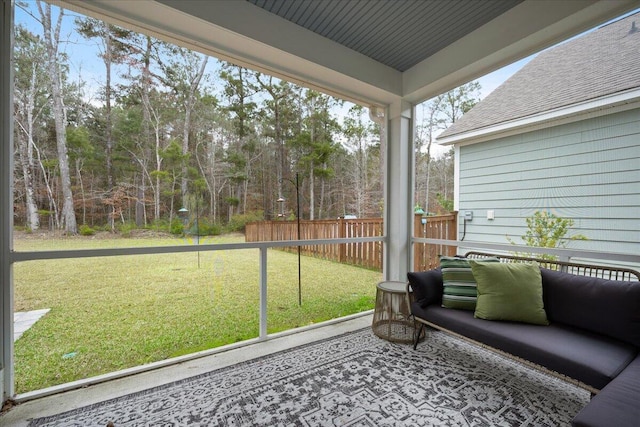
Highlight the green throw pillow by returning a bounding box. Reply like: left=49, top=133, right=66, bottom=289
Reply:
left=469, top=260, right=549, bottom=325
left=440, top=256, right=499, bottom=311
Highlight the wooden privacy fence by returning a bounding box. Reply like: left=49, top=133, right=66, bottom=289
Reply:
left=413, top=213, right=458, bottom=271
left=246, top=218, right=383, bottom=269
left=246, top=213, right=458, bottom=272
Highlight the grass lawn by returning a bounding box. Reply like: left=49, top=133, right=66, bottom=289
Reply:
left=13, top=233, right=381, bottom=394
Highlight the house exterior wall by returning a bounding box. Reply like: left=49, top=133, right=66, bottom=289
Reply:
left=456, top=108, right=640, bottom=256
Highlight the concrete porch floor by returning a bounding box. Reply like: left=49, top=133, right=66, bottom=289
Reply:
left=2, top=314, right=373, bottom=426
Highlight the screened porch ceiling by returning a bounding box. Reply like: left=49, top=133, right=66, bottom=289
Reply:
left=57, top=0, right=639, bottom=108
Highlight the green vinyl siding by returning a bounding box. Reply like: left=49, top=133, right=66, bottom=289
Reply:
left=457, top=108, right=640, bottom=254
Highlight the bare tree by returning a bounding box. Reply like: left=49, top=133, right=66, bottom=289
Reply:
left=36, top=1, right=77, bottom=233
left=343, top=105, right=372, bottom=218
left=155, top=48, right=208, bottom=201
left=76, top=17, right=133, bottom=230
left=14, top=26, right=49, bottom=230
left=415, top=81, right=481, bottom=213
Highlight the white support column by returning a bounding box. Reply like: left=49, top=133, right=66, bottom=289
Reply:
left=384, top=99, right=414, bottom=282
left=1, top=0, right=15, bottom=404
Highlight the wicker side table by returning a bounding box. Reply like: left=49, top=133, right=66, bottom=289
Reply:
left=372, top=280, right=425, bottom=343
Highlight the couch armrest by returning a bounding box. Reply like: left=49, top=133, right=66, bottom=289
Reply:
left=407, top=269, right=443, bottom=308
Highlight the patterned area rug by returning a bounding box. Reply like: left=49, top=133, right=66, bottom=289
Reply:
left=29, top=328, right=589, bottom=426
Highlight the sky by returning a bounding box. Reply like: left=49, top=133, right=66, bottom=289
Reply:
left=419, top=56, right=533, bottom=158
left=476, top=57, right=532, bottom=99
left=14, top=2, right=225, bottom=106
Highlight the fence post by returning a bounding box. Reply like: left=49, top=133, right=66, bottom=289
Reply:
left=339, top=218, right=346, bottom=263
left=450, top=212, right=458, bottom=256
left=414, top=213, right=422, bottom=271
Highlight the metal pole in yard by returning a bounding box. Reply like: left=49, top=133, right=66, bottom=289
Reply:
left=279, top=174, right=302, bottom=306
left=296, top=173, right=301, bottom=306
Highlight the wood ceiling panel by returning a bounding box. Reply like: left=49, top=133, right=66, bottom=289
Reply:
left=247, top=0, right=524, bottom=71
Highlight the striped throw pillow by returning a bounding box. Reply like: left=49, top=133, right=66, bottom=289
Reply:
left=440, top=256, right=500, bottom=310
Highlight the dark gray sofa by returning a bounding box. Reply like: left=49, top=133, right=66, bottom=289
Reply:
left=407, top=253, right=640, bottom=427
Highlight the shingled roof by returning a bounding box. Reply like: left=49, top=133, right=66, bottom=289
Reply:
left=437, top=11, right=640, bottom=142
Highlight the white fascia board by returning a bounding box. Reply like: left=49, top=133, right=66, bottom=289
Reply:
left=402, top=0, right=639, bottom=104
left=56, top=0, right=402, bottom=108
left=437, top=88, right=640, bottom=147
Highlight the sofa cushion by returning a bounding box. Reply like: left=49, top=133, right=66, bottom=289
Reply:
left=407, top=269, right=443, bottom=307
left=412, top=305, right=637, bottom=390
left=541, top=268, right=640, bottom=347
left=440, top=256, right=499, bottom=310
left=572, top=355, right=640, bottom=427
left=471, top=261, right=549, bottom=325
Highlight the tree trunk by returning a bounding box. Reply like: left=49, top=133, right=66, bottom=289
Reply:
left=138, top=35, right=163, bottom=222
left=18, top=135, right=39, bottom=231
left=76, top=159, right=86, bottom=225
left=136, top=173, right=146, bottom=226
left=319, top=163, right=326, bottom=219
left=208, top=134, right=218, bottom=221
left=153, top=114, right=162, bottom=220
left=104, top=22, right=116, bottom=231
left=155, top=173, right=161, bottom=220
left=38, top=1, right=77, bottom=233
left=181, top=106, right=192, bottom=200
left=17, top=66, right=40, bottom=230
left=33, top=141, right=58, bottom=227
left=243, top=165, right=249, bottom=214
left=309, top=159, right=315, bottom=220
left=137, top=36, right=154, bottom=226
left=181, top=56, right=208, bottom=200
